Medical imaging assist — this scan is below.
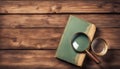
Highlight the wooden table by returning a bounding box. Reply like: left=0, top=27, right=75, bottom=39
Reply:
left=0, top=0, right=120, bottom=69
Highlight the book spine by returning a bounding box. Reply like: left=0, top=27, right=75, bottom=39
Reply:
left=87, top=24, right=96, bottom=41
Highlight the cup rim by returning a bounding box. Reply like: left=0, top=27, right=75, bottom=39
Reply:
left=91, top=38, right=108, bottom=56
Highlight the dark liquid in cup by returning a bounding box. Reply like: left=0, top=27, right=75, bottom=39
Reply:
left=92, top=39, right=105, bottom=53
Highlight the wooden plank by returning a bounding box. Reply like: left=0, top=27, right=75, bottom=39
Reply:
left=0, top=14, right=120, bottom=28
left=0, top=28, right=62, bottom=49
left=0, top=0, right=120, bottom=13
left=0, top=28, right=119, bottom=49
left=0, top=50, right=119, bottom=69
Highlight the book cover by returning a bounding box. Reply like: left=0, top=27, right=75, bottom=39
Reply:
left=55, top=15, right=96, bottom=66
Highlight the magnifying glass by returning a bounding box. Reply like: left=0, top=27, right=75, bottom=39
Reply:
left=71, top=33, right=108, bottom=63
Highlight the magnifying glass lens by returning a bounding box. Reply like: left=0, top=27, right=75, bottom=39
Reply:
left=72, top=33, right=89, bottom=52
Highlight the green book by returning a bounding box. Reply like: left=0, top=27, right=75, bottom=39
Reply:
left=55, top=15, right=96, bottom=66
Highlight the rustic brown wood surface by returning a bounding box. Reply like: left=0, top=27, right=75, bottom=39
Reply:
left=0, top=0, right=120, bottom=69
left=0, top=50, right=119, bottom=69
left=0, top=14, right=120, bottom=28
left=0, top=28, right=119, bottom=49
left=0, top=0, right=120, bottom=13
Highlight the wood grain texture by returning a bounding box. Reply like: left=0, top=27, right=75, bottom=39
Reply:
left=0, top=28, right=62, bottom=49
left=0, top=0, right=120, bottom=69
left=0, top=50, right=119, bottom=69
left=0, top=0, right=120, bottom=13
left=0, top=14, right=120, bottom=28
left=0, top=28, right=119, bottom=49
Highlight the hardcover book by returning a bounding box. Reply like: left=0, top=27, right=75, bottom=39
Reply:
left=55, top=15, right=96, bottom=66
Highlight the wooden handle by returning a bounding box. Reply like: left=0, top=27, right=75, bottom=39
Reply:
left=85, top=50, right=100, bottom=64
